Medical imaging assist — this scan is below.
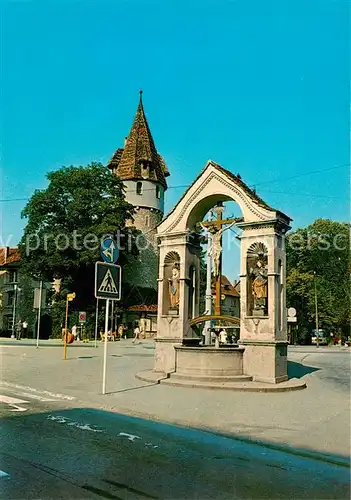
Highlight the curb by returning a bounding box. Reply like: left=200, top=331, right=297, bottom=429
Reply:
left=135, top=370, right=307, bottom=392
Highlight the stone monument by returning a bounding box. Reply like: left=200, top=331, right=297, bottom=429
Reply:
left=146, top=160, right=303, bottom=388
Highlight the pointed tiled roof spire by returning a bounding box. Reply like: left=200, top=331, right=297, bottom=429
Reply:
left=107, top=91, right=169, bottom=188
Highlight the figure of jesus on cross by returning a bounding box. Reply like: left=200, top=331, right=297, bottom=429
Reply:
left=200, top=202, right=242, bottom=316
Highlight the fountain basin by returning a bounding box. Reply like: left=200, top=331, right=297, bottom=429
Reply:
left=174, top=345, right=245, bottom=379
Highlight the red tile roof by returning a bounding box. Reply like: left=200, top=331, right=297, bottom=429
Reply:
left=126, top=304, right=158, bottom=312
left=0, top=247, right=21, bottom=267
left=107, top=92, right=169, bottom=188
left=211, top=275, right=240, bottom=297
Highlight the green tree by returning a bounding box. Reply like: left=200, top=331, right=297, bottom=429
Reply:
left=19, top=162, right=136, bottom=336
left=286, top=219, right=350, bottom=343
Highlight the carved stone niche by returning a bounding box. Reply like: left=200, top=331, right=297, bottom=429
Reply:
left=163, top=251, right=181, bottom=316
left=246, top=242, right=268, bottom=317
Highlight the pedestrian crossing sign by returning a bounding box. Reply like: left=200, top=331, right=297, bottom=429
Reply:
left=95, top=262, right=121, bottom=300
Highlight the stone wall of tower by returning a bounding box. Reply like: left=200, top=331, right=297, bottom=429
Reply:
left=131, top=207, right=163, bottom=247
left=124, top=208, right=163, bottom=291
left=123, top=180, right=165, bottom=214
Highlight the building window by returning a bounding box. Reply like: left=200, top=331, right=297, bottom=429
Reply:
left=136, top=182, right=142, bottom=195
left=7, top=270, right=18, bottom=284
left=145, top=215, right=150, bottom=228
left=7, top=290, right=15, bottom=307
left=156, top=185, right=161, bottom=199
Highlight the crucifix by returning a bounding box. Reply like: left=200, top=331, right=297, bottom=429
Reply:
left=199, top=203, right=243, bottom=316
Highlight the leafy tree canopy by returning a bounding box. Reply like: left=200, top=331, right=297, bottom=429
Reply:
left=286, top=219, right=349, bottom=340
left=19, top=162, right=135, bottom=280
left=18, top=163, right=136, bottom=335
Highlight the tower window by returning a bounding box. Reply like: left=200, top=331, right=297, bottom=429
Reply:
left=156, top=185, right=161, bottom=199
left=145, top=215, right=150, bottom=228
left=136, top=182, right=142, bottom=195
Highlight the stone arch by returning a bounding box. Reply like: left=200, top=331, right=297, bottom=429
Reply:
left=164, top=251, right=181, bottom=266
left=158, top=161, right=282, bottom=235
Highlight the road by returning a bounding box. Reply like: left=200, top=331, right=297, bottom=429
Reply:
left=288, top=346, right=351, bottom=392
left=0, top=383, right=350, bottom=500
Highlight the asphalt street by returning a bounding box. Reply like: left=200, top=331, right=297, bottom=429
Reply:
left=1, top=342, right=350, bottom=499
left=0, top=384, right=350, bottom=500
left=288, top=346, right=351, bottom=392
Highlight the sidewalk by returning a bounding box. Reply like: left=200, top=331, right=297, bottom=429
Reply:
left=1, top=340, right=350, bottom=459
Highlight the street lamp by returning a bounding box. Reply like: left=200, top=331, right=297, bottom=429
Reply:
left=11, top=283, right=21, bottom=339
left=313, top=271, right=319, bottom=348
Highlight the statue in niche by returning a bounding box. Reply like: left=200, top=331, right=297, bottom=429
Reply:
left=249, top=257, right=268, bottom=313
left=247, top=242, right=269, bottom=315
left=168, top=263, right=180, bottom=309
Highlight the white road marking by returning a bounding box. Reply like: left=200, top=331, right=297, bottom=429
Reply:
left=47, top=415, right=69, bottom=424
left=0, top=395, right=28, bottom=404
left=0, top=470, right=10, bottom=478
left=0, top=394, right=29, bottom=412
left=13, top=391, right=55, bottom=402
left=0, top=382, right=75, bottom=401
left=118, top=432, right=141, bottom=442
left=46, top=415, right=103, bottom=433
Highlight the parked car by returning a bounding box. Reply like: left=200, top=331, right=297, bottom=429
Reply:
left=311, top=329, right=328, bottom=345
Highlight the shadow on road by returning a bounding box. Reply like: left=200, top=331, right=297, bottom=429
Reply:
left=106, top=383, right=159, bottom=394
left=1, top=406, right=350, bottom=500
left=288, top=361, right=320, bottom=379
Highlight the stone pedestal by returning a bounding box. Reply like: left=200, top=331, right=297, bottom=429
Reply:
left=154, top=338, right=182, bottom=374
left=241, top=341, right=288, bottom=383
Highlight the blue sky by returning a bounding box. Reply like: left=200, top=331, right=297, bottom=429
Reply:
left=1, top=0, right=349, bottom=280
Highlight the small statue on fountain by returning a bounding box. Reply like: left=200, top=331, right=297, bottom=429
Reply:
left=168, top=263, right=180, bottom=310
left=250, top=259, right=268, bottom=314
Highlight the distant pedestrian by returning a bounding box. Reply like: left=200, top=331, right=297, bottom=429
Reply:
left=16, top=320, right=22, bottom=340
left=140, top=318, right=147, bottom=339
left=118, top=324, right=124, bottom=340
left=132, top=323, right=141, bottom=344
left=72, top=325, right=78, bottom=341
left=219, top=328, right=227, bottom=345
left=22, top=320, right=28, bottom=338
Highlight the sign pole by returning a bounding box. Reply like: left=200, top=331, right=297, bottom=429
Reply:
left=11, top=284, right=18, bottom=339
left=36, top=280, right=43, bottom=349
left=111, top=300, right=114, bottom=334
left=102, top=298, right=110, bottom=394
left=97, top=237, right=121, bottom=395
left=314, top=273, right=319, bottom=348
left=94, top=298, right=99, bottom=348
left=63, top=295, right=69, bottom=360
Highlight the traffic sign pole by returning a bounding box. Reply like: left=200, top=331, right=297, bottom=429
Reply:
left=36, top=280, right=43, bottom=349
left=102, top=299, right=110, bottom=395
left=95, top=249, right=121, bottom=395
left=63, top=292, right=75, bottom=360
left=94, top=298, right=99, bottom=348
left=63, top=295, right=69, bottom=360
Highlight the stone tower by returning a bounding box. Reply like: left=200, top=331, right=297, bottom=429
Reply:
left=107, top=91, right=169, bottom=291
